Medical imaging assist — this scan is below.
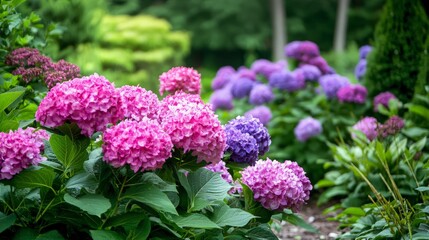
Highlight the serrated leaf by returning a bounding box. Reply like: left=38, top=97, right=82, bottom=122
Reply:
left=64, top=193, right=111, bottom=217
left=171, top=213, right=220, bottom=229
left=210, top=203, right=255, bottom=227
left=12, top=167, right=55, bottom=191
left=50, top=134, right=89, bottom=173
left=65, top=172, right=98, bottom=194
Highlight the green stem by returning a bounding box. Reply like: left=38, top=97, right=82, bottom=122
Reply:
left=101, top=174, right=128, bottom=228
left=35, top=197, right=56, bottom=223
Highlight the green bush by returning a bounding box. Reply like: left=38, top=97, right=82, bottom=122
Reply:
left=365, top=0, right=429, bottom=103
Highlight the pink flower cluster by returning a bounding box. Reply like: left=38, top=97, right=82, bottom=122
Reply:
left=373, top=92, right=397, bottom=112
left=205, top=161, right=233, bottom=183
left=0, top=128, right=49, bottom=180
left=102, top=119, right=173, bottom=172
left=118, top=85, right=160, bottom=121
left=43, top=60, right=81, bottom=88
left=159, top=92, right=226, bottom=164
left=36, top=74, right=123, bottom=137
left=377, top=116, right=405, bottom=138
left=241, top=159, right=312, bottom=211
left=352, top=117, right=379, bottom=141
left=159, top=67, right=201, bottom=95
left=337, top=84, right=368, bottom=104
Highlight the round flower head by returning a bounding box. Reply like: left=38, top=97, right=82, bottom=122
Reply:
left=225, top=128, right=259, bottom=165
left=269, top=70, right=305, bottom=92
left=0, top=128, right=49, bottom=180
left=318, top=74, right=350, bottom=99
left=159, top=66, right=201, bottom=95
left=359, top=45, right=372, bottom=59
left=103, top=119, right=173, bottom=172
left=210, top=88, right=234, bottom=111
left=241, top=158, right=312, bottom=211
left=352, top=117, right=379, bottom=141
left=297, top=64, right=322, bottom=82
left=249, top=84, right=274, bottom=105
left=5, top=48, right=51, bottom=67
left=373, top=92, right=397, bottom=112
left=205, top=161, right=233, bottom=183
left=294, top=117, right=323, bottom=142
left=337, top=84, right=368, bottom=104
left=251, top=59, right=287, bottom=79
left=377, top=116, right=405, bottom=138
left=306, top=56, right=331, bottom=74
left=212, top=66, right=235, bottom=90
left=296, top=41, right=320, bottom=62
left=231, top=77, right=255, bottom=99
left=43, top=60, right=81, bottom=88
left=159, top=92, right=226, bottom=164
left=284, top=41, right=302, bottom=59
left=234, top=67, right=257, bottom=81
left=158, top=91, right=204, bottom=121
left=118, top=85, right=160, bottom=121
left=225, top=116, right=271, bottom=156
left=36, top=74, right=123, bottom=137
left=355, top=59, right=367, bottom=81
left=245, top=106, right=272, bottom=126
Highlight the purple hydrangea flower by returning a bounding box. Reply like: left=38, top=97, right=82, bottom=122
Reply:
left=352, top=117, right=379, bottom=141
left=205, top=161, right=233, bottom=183
left=251, top=59, right=287, bottom=79
left=297, top=64, right=322, bottom=82
left=294, top=117, right=323, bottom=142
left=212, top=66, right=235, bottom=90
left=284, top=41, right=302, bottom=59
left=225, top=116, right=271, bottom=156
left=337, top=84, right=368, bottom=104
left=318, top=74, right=350, bottom=99
left=224, top=128, right=259, bottom=165
left=373, top=92, right=397, bottom=112
left=241, top=158, right=312, bottom=211
left=234, top=67, right=257, bottom=81
left=231, top=77, right=255, bottom=99
left=359, top=45, right=372, bottom=59
left=269, top=70, right=305, bottom=92
left=210, top=87, right=234, bottom=111
left=245, top=106, right=272, bottom=126
left=377, top=116, right=405, bottom=138
left=306, top=56, right=331, bottom=74
left=249, top=84, right=274, bottom=105
left=287, top=41, right=320, bottom=62
left=355, top=59, right=367, bottom=81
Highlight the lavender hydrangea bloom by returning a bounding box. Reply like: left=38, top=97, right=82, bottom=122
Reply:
left=225, top=116, right=271, bottom=155
left=297, top=64, right=322, bottom=82
left=231, top=77, right=255, bottom=99
left=359, top=45, right=372, bottom=59
left=269, top=70, right=305, bottom=92
left=205, top=161, right=233, bottom=183
left=337, top=84, right=368, bottom=104
left=355, top=59, right=367, bottom=81
left=352, top=117, right=379, bottom=141
left=377, top=116, right=405, bottom=138
left=210, top=88, right=234, bottom=111
left=211, top=66, right=235, bottom=90
left=251, top=59, right=287, bottom=79
left=249, top=84, right=274, bottom=105
left=284, top=41, right=302, bottom=58
left=294, top=117, right=323, bottom=142
left=224, top=128, right=259, bottom=165
left=245, top=106, right=272, bottom=126
left=373, top=92, right=397, bottom=112
left=234, top=67, right=257, bottom=81
left=318, top=74, right=350, bottom=99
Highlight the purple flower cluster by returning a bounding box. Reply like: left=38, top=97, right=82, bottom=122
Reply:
left=0, top=128, right=49, bottom=180
left=245, top=106, right=272, bottom=126
left=205, top=161, right=233, bottom=184
left=269, top=70, right=305, bottom=92
left=249, top=84, right=274, bottom=105
left=36, top=74, right=123, bottom=137
left=225, top=116, right=271, bottom=156
left=377, top=116, right=405, bottom=138
left=294, top=117, right=323, bottom=142
left=373, top=92, right=397, bottom=112
left=224, top=128, right=259, bottom=165
left=251, top=59, right=287, bottom=79
left=211, top=66, right=235, bottom=90
left=43, top=60, right=81, bottom=88
left=234, top=67, right=257, bottom=81
left=102, top=119, right=173, bottom=172
left=118, top=85, right=160, bottom=121
left=297, top=64, right=322, bottom=82
left=337, top=84, right=368, bottom=104
left=359, top=45, right=372, bottom=60
left=306, top=56, right=332, bottom=74
left=318, top=74, right=350, bottom=99
left=210, top=87, right=234, bottom=112
left=285, top=41, right=320, bottom=62
left=355, top=45, right=372, bottom=80
left=241, top=158, right=312, bottom=211
left=159, top=67, right=201, bottom=95
left=231, top=77, right=255, bottom=99
left=352, top=117, right=379, bottom=141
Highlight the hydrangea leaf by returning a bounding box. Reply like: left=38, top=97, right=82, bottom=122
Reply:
left=170, top=213, right=220, bottom=229
left=64, top=193, right=111, bottom=218
left=49, top=133, right=89, bottom=173
left=90, top=230, right=125, bottom=240
left=210, top=203, right=255, bottom=227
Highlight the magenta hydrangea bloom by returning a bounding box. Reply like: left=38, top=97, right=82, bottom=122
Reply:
left=118, top=85, right=160, bottom=121
left=378, top=116, right=405, bottom=138
left=211, top=66, right=235, bottom=90
left=294, top=117, right=323, bottom=142
left=0, top=128, right=49, bottom=180
left=36, top=74, right=123, bottom=137
left=352, top=117, right=379, bottom=141
left=103, top=119, right=173, bottom=172
left=319, top=74, right=350, bottom=99
left=210, top=87, right=234, bottom=112
left=159, top=92, right=226, bottom=164
left=159, top=66, right=201, bottom=95
left=241, top=158, right=312, bottom=211
left=373, top=92, right=397, bottom=112
left=224, top=128, right=259, bottom=165
left=245, top=106, right=272, bottom=126
left=337, top=84, right=368, bottom=104
left=249, top=84, right=274, bottom=105
left=251, top=59, right=287, bottom=79
left=205, top=161, right=233, bottom=183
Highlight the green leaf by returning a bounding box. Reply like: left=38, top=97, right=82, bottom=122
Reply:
left=12, top=167, right=55, bottom=191
left=0, top=90, right=25, bottom=112
left=63, top=193, right=111, bottom=217
left=36, top=230, right=65, bottom=240
left=342, top=207, right=365, bottom=216
left=65, top=172, right=98, bottom=194
left=12, top=228, right=38, bottom=240
left=416, top=187, right=429, bottom=192
left=245, top=224, right=278, bottom=240
left=90, top=230, right=125, bottom=240
left=407, top=104, right=429, bottom=120
left=122, top=184, right=178, bottom=215
left=171, top=213, right=220, bottom=229
left=104, top=212, right=147, bottom=232
left=0, top=212, right=16, bottom=233
left=141, top=172, right=177, bottom=193
left=0, top=119, right=19, bottom=132
left=50, top=134, right=89, bottom=173
left=127, top=215, right=151, bottom=240
left=210, top=203, right=255, bottom=227
left=282, top=211, right=318, bottom=233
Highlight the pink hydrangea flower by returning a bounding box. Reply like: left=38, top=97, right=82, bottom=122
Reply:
left=0, top=128, right=49, bottom=180
left=241, top=158, right=312, bottom=211
left=36, top=74, right=123, bottom=137
left=159, top=92, right=226, bottom=164
left=118, top=85, right=160, bottom=121
left=373, top=92, right=397, bottom=112
left=102, top=119, right=173, bottom=172
left=205, top=161, right=233, bottom=183
left=352, top=117, right=379, bottom=141
left=159, top=67, right=201, bottom=95
left=337, top=84, right=368, bottom=104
